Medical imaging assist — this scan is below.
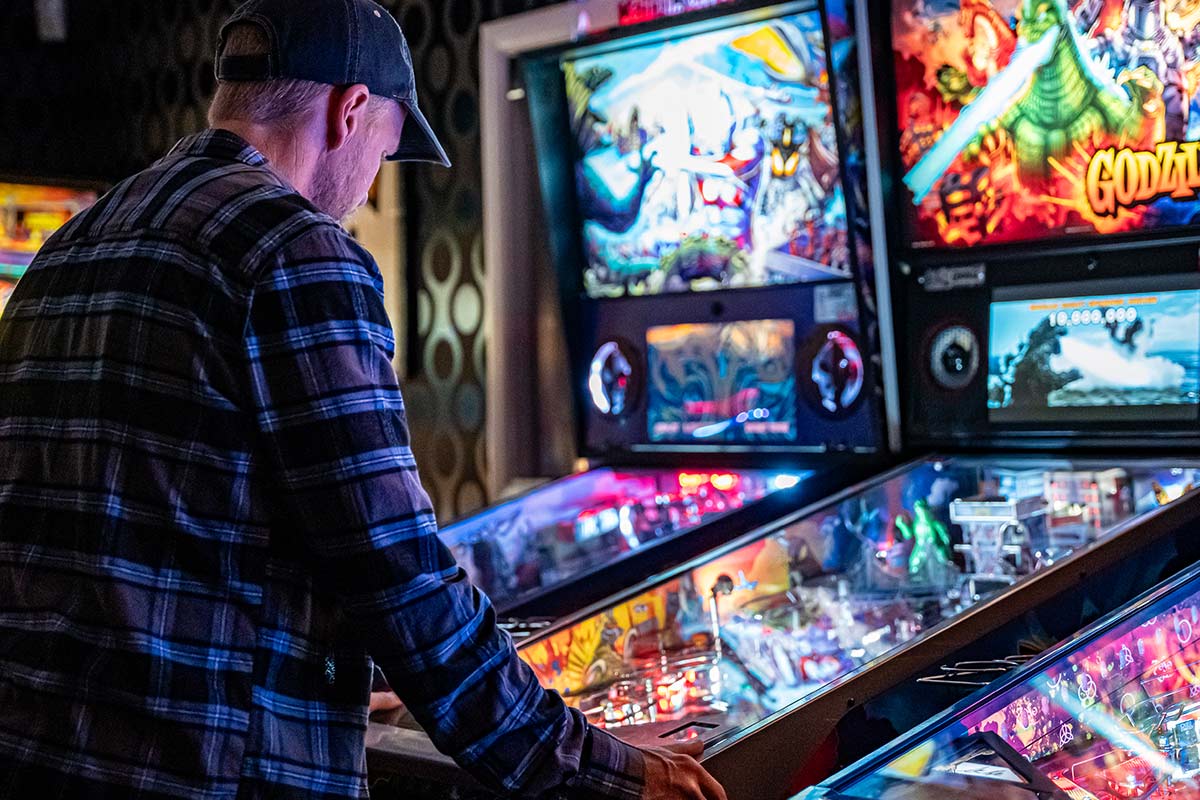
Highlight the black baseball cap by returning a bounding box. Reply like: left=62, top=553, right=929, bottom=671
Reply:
left=216, top=0, right=450, bottom=167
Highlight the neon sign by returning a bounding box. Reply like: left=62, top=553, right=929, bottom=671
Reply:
left=618, top=0, right=736, bottom=25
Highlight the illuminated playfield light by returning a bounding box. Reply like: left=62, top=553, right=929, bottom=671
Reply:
left=773, top=474, right=802, bottom=490
left=677, top=472, right=741, bottom=493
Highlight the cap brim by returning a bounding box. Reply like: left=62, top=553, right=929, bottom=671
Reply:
left=389, top=100, right=451, bottom=167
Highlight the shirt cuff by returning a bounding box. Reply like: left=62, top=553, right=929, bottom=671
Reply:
left=567, top=725, right=646, bottom=799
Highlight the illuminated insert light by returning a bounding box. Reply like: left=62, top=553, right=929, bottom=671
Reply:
left=678, top=472, right=741, bottom=493
left=709, top=473, right=738, bottom=492
left=773, top=474, right=802, bottom=490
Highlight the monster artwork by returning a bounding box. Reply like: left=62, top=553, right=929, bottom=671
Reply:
left=565, top=10, right=851, bottom=297
left=893, top=0, right=1200, bottom=249
left=895, top=500, right=955, bottom=583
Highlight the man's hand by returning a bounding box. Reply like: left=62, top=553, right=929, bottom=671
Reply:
left=641, top=739, right=727, bottom=800
left=368, top=690, right=403, bottom=714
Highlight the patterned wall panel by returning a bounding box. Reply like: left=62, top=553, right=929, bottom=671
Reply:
left=0, top=0, right=566, bottom=520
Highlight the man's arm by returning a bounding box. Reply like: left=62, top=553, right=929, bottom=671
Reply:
left=242, top=222, right=644, bottom=798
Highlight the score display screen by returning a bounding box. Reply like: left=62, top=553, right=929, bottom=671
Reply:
left=988, top=286, right=1200, bottom=423
left=646, top=319, right=796, bottom=442
left=564, top=6, right=850, bottom=298
left=891, top=0, right=1200, bottom=250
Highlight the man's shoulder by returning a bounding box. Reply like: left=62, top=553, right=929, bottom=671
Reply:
left=74, top=150, right=363, bottom=278
left=162, top=153, right=375, bottom=281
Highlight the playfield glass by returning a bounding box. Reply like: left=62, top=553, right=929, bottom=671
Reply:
left=441, top=467, right=806, bottom=612
left=516, top=457, right=1200, bottom=743
left=807, top=560, right=1200, bottom=800
left=988, top=285, right=1200, bottom=422
left=564, top=6, right=850, bottom=297
left=892, top=0, right=1200, bottom=250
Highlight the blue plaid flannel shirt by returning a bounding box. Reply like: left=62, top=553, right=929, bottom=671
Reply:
left=0, top=129, right=644, bottom=799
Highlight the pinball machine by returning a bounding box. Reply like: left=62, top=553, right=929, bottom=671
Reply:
left=366, top=0, right=900, bottom=785
left=0, top=180, right=97, bottom=318
left=799, top=559, right=1200, bottom=800
left=367, top=0, right=1200, bottom=796
left=416, top=0, right=892, bottom=633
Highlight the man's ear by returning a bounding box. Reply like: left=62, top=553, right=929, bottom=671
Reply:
left=328, top=84, right=372, bottom=152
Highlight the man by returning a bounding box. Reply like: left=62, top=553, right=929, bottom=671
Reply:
left=0, top=1, right=726, bottom=799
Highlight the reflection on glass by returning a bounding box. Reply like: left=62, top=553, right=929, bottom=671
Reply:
left=517, top=459, right=1200, bottom=741
left=824, top=553, right=1200, bottom=799
left=441, top=468, right=803, bottom=611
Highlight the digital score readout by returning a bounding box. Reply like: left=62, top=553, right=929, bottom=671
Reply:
left=1037, top=296, right=1151, bottom=330
left=988, top=287, right=1200, bottom=423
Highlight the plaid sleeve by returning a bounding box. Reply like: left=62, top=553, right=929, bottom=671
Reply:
left=244, top=223, right=644, bottom=798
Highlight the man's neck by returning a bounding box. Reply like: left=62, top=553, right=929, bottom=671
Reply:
left=213, top=120, right=319, bottom=197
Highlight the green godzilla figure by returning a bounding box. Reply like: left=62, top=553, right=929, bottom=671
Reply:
left=895, top=500, right=952, bottom=581
left=972, top=0, right=1161, bottom=178
left=906, top=0, right=1162, bottom=201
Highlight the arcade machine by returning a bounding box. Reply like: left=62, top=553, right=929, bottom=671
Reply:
left=421, top=0, right=891, bottom=631
left=0, top=181, right=97, bottom=318
left=368, top=0, right=1200, bottom=796
left=800, top=559, right=1200, bottom=800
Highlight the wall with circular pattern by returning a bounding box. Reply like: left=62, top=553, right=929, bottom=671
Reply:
left=0, top=0, right=566, bottom=520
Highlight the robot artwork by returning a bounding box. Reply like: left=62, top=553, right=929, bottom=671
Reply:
left=566, top=10, right=852, bottom=298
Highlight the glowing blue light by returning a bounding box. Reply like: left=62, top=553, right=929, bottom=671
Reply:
left=773, top=474, right=802, bottom=490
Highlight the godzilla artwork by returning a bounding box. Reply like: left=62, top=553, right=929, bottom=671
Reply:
left=892, top=0, right=1200, bottom=248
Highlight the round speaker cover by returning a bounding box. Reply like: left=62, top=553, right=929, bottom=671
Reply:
left=803, top=328, right=865, bottom=417
left=588, top=340, right=638, bottom=417
left=929, top=324, right=979, bottom=391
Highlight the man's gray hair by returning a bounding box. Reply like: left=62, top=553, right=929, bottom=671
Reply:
left=208, top=23, right=332, bottom=125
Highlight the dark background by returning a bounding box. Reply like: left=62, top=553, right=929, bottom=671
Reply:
left=0, top=0, right=565, bottom=520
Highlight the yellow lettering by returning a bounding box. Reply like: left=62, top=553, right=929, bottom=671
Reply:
left=1087, top=148, right=1116, bottom=217
left=1173, top=153, right=1193, bottom=198
left=1134, top=151, right=1159, bottom=201
left=1157, top=142, right=1179, bottom=196
left=1182, top=142, right=1200, bottom=193
left=1114, top=148, right=1139, bottom=208
left=1087, top=142, right=1200, bottom=212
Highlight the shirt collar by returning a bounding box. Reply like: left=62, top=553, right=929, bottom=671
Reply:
left=167, top=129, right=270, bottom=168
